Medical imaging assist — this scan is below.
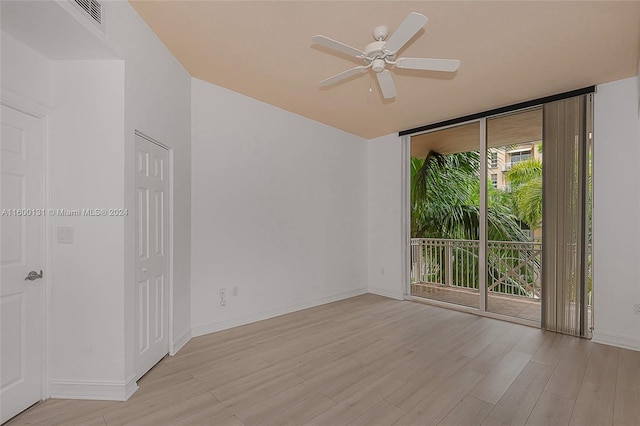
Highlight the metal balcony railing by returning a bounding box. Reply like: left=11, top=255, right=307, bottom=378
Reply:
left=411, top=238, right=542, bottom=299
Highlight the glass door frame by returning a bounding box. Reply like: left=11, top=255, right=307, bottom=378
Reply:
left=404, top=112, right=539, bottom=327
left=403, top=117, right=488, bottom=310
left=403, top=86, right=595, bottom=328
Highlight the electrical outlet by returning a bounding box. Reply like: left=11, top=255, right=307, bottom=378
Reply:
left=634, top=303, right=640, bottom=315
left=232, top=286, right=238, bottom=297
left=219, top=288, right=226, bottom=306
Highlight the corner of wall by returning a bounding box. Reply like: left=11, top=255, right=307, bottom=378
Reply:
left=170, top=327, right=192, bottom=356
left=368, top=287, right=405, bottom=301
left=191, top=288, right=368, bottom=337
left=366, top=133, right=405, bottom=300
left=190, top=78, right=369, bottom=338
left=49, top=374, right=138, bottom=401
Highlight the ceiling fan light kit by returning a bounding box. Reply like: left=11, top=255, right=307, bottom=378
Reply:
left=312, top=12, right=461, bottom=99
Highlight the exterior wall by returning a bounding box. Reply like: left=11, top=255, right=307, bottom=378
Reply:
left=488, top=142, right=542, bottom=191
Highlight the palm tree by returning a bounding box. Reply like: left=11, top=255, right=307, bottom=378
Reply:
left=411, top=151, right=527, bottom=241
left=505, top=159, right=543, bottom=230
left=411, top=151, right=533, bottom=294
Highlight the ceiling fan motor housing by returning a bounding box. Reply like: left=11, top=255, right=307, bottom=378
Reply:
left=372, top=59, right=386, bottom=73
left=364, top=40, right=396, bottom=70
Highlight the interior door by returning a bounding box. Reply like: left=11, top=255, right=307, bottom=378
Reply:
left=134, top=133, right=169, bottom=379
left=1, top=105, right=45, bottom=423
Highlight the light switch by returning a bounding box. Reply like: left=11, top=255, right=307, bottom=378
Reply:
left=57, top=227, right=74, bottom=244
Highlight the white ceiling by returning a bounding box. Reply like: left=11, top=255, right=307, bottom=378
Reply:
left=130, top=1, right=640, bottom=139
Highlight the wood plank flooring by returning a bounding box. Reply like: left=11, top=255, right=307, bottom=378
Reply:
left=6, top=294, right=639, bottom=426
left=411, top=283, right=541, bottom=322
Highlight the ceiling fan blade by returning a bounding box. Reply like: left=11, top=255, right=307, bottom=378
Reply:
left=382, top=12, right=428, bottom=55
left=319, top=66, right=367, bottom=87
left=312, top=35, right=365, bottom=58
left=395, top=57, right=461, bottom=72
left=376, top=70, right=397, bottom=99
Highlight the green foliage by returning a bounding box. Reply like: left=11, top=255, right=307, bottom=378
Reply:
left=505, top=159, right=542, bottom=187
left=411, top=152, right=480, bottom=239
left=505, top=159, right=543, bottom=229
left=411, top=151, right=528, bottom=242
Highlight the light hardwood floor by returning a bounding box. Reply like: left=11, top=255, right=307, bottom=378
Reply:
left=6, top=294, right=639, bottom=425
left=411, top=283, right=542, bottom=322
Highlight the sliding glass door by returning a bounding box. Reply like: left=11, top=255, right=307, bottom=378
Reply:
left=410, top=121, right=481, bottom=309
left=485, top=108, right=543, bottom=322
left=409, top=94, right=592, bottom=333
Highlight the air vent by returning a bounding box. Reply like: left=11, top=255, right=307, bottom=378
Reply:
left=73, top=0, right=102, bottom=25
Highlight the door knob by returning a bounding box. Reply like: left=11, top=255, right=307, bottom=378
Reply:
left=24, top=270, right=43, bottom=281
left=142, top=267, right=148, bottom=273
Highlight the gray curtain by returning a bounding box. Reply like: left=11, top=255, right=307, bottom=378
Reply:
left=542, top=95, right=591, bottom=337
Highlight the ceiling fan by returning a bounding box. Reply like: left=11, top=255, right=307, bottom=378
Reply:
left=312, top=12, right=460, bottom=99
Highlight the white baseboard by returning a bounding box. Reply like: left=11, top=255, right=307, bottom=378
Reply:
left=191, top=287, right=368, bottom=337
left=592, top=330, right=640, bottom=351
left=367, top=287, right=405, bottom=301
left=49, top=374, right=138, bottom=401
left=170, top=327, right=191, bottom=356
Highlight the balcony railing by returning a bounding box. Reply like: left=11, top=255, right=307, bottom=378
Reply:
left=411, top=238, right=541, bottom=299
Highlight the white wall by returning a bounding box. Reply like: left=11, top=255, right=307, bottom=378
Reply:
left=593, top=76, right=640, bottom=351
left=49, top=60, right=126, bottom=388
left=104, top=1, right=192, bottom=376
left=56, top=0, right=192, bottom=389
left=0, top=32, right=51, bottom=108
left=2, top=0, right=191, bottom=399
left=191, top=78, right=368, bottom=335
left=1, top=32, right=132, bottom=396
left=367, top=133, right=405, bottom=300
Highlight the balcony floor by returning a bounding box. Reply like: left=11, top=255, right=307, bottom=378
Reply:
left=411, top=283, right=541, bottom=323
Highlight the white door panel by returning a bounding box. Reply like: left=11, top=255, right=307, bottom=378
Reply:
left=134, top=134, right=169, bottom=379
left=1, top=105, right=44, bottom=423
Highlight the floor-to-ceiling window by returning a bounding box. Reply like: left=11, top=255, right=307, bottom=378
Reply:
left=407, top=91, right=593, bottom=334
left=485, top=108, right=542, bottom=322
left=410, top=121, right=481, bottom=310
